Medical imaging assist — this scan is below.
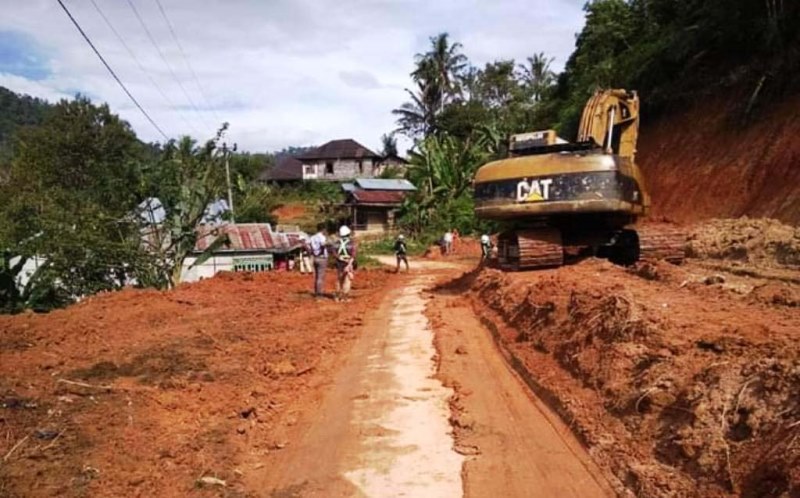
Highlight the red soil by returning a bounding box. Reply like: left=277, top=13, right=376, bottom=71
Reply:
left=639, top=92, right=800, bottom=225
left=446, top=259, right=800, bottom=497
left=0, top=269, right=396, bottom=497
left=271, top=203, right=309, bottom=223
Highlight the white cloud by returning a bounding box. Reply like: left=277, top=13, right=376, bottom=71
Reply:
left=0, top=0, right=585, bottom=152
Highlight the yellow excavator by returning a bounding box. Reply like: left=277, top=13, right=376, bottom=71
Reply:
left=473, top=89, right=685, bottom=270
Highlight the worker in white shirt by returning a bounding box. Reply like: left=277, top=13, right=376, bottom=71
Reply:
left=308, top=223, right=329, bottom=297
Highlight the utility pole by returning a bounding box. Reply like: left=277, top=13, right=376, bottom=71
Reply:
left=222, top=142, right=237, bottom=223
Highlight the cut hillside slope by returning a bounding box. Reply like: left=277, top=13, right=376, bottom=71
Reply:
left=639, top=91, right=800, bottom=225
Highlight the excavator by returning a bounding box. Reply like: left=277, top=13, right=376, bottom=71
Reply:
left=473, top=89, right=685, bottom=270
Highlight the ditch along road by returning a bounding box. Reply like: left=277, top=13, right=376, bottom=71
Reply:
left=258, top=257, right=614, bottom=497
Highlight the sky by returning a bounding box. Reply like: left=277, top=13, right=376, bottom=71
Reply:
left=0, top=0, right=586, bottom=153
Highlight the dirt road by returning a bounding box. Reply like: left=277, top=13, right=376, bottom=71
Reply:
left=259, top=263, right=613, bottom=497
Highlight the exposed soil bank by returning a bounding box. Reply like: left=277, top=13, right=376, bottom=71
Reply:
left=452, top=260, right=800, bottom=497
left=639, top=92, right=800, bottom=224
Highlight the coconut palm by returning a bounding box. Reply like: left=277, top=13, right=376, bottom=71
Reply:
left=393, top=33, right=467, bottom=138
left=518, top=52, right=556, bottom=101
left=415, top=33, right=468, bottom=105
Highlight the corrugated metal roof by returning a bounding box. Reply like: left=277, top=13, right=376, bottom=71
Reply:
left=341, top=182, right=356, bottom=192
left=350, top=189, right=407, bottom=205
left=194, top=223, right=307, bottom=254
left=355, top=179, right=416, bottom=191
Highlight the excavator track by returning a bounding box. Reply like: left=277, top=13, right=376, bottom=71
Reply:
left=498, top=228, right=564, bottom=270
left=636, top=225, right=686, bottom=264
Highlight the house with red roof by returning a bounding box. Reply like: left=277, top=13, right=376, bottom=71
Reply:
left=181, top=223, right=308, bottom=281
left=341, top=179, right=417, bottom=233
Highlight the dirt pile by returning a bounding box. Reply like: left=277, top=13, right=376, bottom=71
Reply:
left=0, top=269, right=394, bottom=497
left=424, top=236, right=482, bottom=260
left=638, top=90, right=800, bottom=225
left=455, top=261, right=800, bottom=497
left=687, top=217, right=800, bottom=267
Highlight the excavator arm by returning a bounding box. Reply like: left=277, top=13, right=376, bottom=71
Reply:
left=577, top=89, right=640, bottom=161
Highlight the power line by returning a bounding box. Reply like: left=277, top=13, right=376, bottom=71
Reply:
left=124, top=0, right=213, bottom=132
left=56, top=0, right=168, bottom=140
left=153, top=0, right=222, bottom=127
left=88, top=0, right=201, bottom=137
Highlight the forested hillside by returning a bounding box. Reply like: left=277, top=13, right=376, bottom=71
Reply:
left=548, top=0, right=800, bottom=134
left=0, top=86, right=52, bottom=164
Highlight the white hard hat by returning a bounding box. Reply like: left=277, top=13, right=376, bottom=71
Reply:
left=481, top=234, right=490, bottom=243
left=339, top=225, right=351, bottom=237
left=398, top=234, right=405, bottom=240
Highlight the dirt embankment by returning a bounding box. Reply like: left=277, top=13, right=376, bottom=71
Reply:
left=0, top=270, right=394, bottom=497
left=452, top=259, right=799, bottom=497
left=639, top=91, right=800, bottom=225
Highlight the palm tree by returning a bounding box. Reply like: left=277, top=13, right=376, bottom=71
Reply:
left=392, top=79, right=440, bottom=137
left=518, top=52, right=556, bottom=101
left=415, top=33, right=468, bottom=106
left=393, top=33, right=467, bottom=138
left=380, top=133, right=398, bottom=157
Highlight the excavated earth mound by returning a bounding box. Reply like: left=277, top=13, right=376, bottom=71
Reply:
left=0, top=270, right=395, bottom=497
left=688, top=218, right=800, bottom=268
left=452, top=260, right=800, bottom=497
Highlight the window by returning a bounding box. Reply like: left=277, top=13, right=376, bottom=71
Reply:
left=357, top=160, right=363, bottom=174
left=325, top=161, right=334, bottom=174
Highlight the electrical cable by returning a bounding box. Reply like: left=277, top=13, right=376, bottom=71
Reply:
left=88, top=0, right=201, bottom=136
left=124, top=0, right=213, bottom=132
left=153, top=0, right=223, bottom=126
left=56, top=0, right=168, bottom=140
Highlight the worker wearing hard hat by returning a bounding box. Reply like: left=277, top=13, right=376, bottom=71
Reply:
left=394, top=234, right=409, bottom=273
left=334, top=225, right=357, bottom=302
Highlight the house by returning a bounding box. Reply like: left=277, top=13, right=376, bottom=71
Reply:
left=297, top=139, right=383, bottom=181
left=259, top=139, right=408, bottom=183
left=342, top=179, right=417, bottom=234
left=182, top=223, right=307, bottom=281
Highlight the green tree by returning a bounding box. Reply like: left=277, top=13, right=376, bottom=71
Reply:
left=380, top=133, right=398, bottom=157
left=393, top=33, right=468, bottom=138
left=137, top=129, right=229, bottom=288
left=518, top=53, right=556, bottom=102
left=402, top=132, right=492, bottom=234
left=233, top=176, right=278, bottom=224
left=0, top=96, right=146, bottom=310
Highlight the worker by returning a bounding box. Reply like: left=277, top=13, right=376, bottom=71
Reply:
left=443, top=230, right=453, bottom=256
left=334, top=225, right=357, bottom=302
left=394, top=234, right=409, bottom=273
left=452, top=228, right=460, bottom=253
left=480, top=234, right=492, bottom=262
left=309, top=223, right=329, bottom=297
